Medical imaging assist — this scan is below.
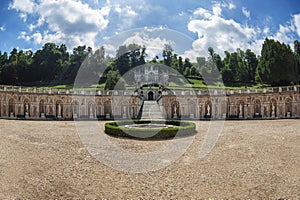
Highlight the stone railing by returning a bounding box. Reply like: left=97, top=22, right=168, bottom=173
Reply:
left=163, top=85, right=300, bottom=96
left=0, top=85, right=300, bottom=96
left=0, top=85, right=140, bottom=96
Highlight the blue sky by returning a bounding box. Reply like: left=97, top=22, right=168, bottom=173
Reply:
left=1, top=0, right=300, bottom=60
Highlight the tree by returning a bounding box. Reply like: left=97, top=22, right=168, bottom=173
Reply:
left=244, top=49, right=258, bottom=83
left=105, top=70, right=121, bottom=90
left=0, top=48, right=19, bottom=84
left=236, top=48, right=248, bottom=82
left=16, top=50, right=33, bottom=83
left=294, top=40, right=300, bottom=81
left=162, top=44, right=173, bottom=67
left=256, top=38, right=298, bottom=85
left=178, top=56, right=184, bottom=74
left=30, top=43, right=70, bottom=84
left=63, top=45, right=90, bottom=84
left=207, top=47, right=223, bottom=76
left=190, top=65, right=198, bottom=76
left=115, top=44, right=146, bottom=75
left=183, top=58, right=192, bottom=71
left=183, top=67, right=190, bottom=76
left=221, top=51, right=234, bottom=83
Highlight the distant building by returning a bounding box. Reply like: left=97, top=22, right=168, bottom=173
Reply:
left=134, top=65, right=169, bottom=88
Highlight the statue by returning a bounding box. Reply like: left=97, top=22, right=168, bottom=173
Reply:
left=206, top=104, right=210, bottom=116
left=271, top=102, right=275, bottom=117
left=25, top=103, right=29, bottom=118
left=57, top=104, right=61, bottom=117
left=90, top=105, right=94, bottom=118
left=173, top=104, right=177, bottom=118
left=25, top=103, right=29, bottom=113
left=239, top=103, right=243, bottom=118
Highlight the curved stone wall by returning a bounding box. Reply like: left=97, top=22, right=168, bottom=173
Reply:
left=0, top=85, right=299, bottom=120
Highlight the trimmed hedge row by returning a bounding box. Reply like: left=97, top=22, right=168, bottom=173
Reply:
left=104, top=120, right=196, bottom=139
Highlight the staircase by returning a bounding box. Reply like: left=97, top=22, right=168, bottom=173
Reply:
left=141, top=101, right=164, bottom=120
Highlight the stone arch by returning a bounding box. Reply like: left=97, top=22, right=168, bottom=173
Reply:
left=71, top=100, right=80, bottom=119
left=254, top=99, right=261, bottom=117
left=285, top=97, right=292, bottom=117
left=220, top=100, right=227, bottom=118
left=205, top=100, right=212, bottom=118
left=237, top=100, right=244, bottom=118
left=8, top=98, right=15, bottom=117
left=88, top=101, right=96, bottom=119
left=269, top=98, right=277, bottom=117
left=104, top=99, right=112, bottom=118
left=120, top=100, right=128, bottom=119
left=96, top=100, right=102, bottom=116
left=148, top=90, right=154, bottom=100
left=171, top=101, right=180, bottom=118
left=39, top=99, right=46, bottom=117
left=56, top=100, right=63, bottom=118
left=188, top=100, right=196, bottom=119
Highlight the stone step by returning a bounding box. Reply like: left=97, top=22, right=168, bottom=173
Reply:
left=141, top=100, right=164, bottom=120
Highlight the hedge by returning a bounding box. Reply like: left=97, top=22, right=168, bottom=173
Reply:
left=104, top=120, right=196, bottom=139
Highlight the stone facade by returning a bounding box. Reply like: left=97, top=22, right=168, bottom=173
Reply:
left=0, top=85, right=299, bottom=120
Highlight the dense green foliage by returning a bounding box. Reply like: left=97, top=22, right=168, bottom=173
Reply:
left=0, top=38, right=299, bottom=87
left=256, top=38, right=298, bottom=85
left=104, top=120, right=196, bottom=139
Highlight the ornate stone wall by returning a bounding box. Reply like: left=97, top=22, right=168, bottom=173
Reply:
left=0, top=85, right=299, bottom=120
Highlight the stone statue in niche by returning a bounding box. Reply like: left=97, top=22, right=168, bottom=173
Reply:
left=206, top=104, right=210, bottom=116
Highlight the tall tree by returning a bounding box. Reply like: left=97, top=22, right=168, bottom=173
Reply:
left=115, top=44, right=146, bottom=75
left=162, top=44, right=173, bottom=67
left=105, top=70, right=121, bottom=90
left=221, top=51, right=234, bottom=83
left=178, top=56, right=184, bottom=74
left=294, top=40, right=300, bottom=81
left=256, top=38, right=298, bottom=85
left=244, top=49, right=258, bottom=83
left=16, top=50, right=33, bottom=83
left=63, top=45, right=90, bottom=84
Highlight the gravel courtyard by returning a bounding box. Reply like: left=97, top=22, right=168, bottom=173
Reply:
left=0, top=119, right=299, bottom=199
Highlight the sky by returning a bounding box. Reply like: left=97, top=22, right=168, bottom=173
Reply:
left=1, top=0, right=300, bottom=60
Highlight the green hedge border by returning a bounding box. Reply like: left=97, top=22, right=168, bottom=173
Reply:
left=104, top=120, right=196, bottom=139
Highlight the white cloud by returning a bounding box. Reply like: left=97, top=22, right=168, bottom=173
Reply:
left=19, top=13, right=27, bottom=22
left=271, top=24, right=294, bottom=45
left=242, top=7, right=250, bottom=19
left=37, top=0, right=109, bottom=34
left=122, top=33, right=172, bottom=59
left=220, top=2, right=236, bottom=10
left=18, top=31, right=31, bottom=41
left=102, top=28, right=177, bottom=59
left=263, top=27, right=270, bottom=34
left=9, top=0, right=35, bottom=13
left=193, top=8, right=212, bottom=19
left=32, top=32, right=43, bottom=44
left=13, top=0, right=110, bottom=50
left=186, top=6, right=260, bottom=60
left=0, top=25, right=6, bottom=31
left=115, top=5, right=137, bottom=17
left=29, top=24, right=35, bottom=32
left=212, top=4, right=222, bottom=16
left=228, top=3, right=236, bottom=10
left=294, top=14, right=300, bottom=36
left=113, top=5, right=138, bottom=29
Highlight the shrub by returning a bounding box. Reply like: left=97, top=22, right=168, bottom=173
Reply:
left=104, top=120, right=196, bottom=139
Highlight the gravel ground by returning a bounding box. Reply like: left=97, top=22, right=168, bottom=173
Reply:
left=0, top=119, right=299, bottom=199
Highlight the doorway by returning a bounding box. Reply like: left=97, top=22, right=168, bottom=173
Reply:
left=148, top=91, right=154, bottom=100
